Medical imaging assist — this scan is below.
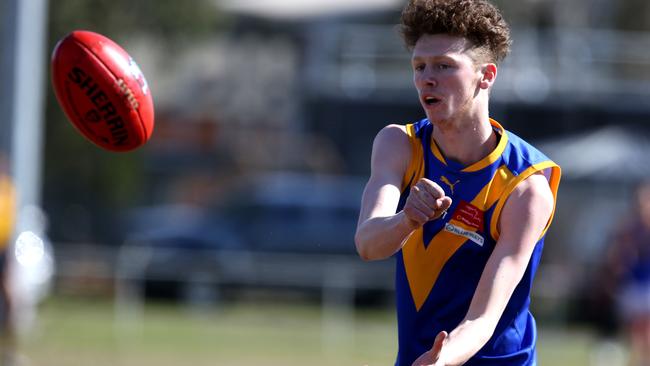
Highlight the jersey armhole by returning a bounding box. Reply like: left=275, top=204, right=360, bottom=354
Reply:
left=489, top=162, right=561, bottom=242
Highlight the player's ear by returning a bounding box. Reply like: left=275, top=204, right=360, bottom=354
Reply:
left=479, top=63, right=497, bottom=90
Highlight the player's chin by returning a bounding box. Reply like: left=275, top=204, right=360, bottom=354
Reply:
left=421, top=105, right=445, bottom=119
left=424, top=111, right=447, bottom=125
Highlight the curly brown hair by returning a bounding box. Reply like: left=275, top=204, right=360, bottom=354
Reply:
left=400, top=0, right=512, bottom=64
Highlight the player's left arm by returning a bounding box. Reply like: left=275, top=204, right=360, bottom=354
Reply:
left=412, top=172, right=555, bottom=366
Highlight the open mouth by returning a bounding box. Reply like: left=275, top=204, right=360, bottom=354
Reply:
left=423, top=96, right=441, bottom=105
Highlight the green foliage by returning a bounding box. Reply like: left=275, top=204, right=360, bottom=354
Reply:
left=49, top=0, right=228, bottom=41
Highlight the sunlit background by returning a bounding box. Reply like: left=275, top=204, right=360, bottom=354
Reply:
left=1, top=0, right=650, bottom=365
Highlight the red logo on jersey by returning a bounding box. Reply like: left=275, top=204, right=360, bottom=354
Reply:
left=451, top=200, right=484, bottom=231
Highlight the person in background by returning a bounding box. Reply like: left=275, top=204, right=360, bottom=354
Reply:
left=602, top=181, right=650, bottom=366
left=354, top=0, right=561, bottom=364
left=0, top=154, right=16, bottom=365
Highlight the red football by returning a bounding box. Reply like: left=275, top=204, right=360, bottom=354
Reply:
left=51, top=30, right=154, bottom=152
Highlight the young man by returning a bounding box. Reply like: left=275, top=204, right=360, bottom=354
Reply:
left=355, top=0, right=561, bottom=365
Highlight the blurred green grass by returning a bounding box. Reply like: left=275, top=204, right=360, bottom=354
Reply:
left=20, top=296, right=608, bottom=366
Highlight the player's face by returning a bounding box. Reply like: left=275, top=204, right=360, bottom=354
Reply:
left=411, top=34, right=484, bottom=124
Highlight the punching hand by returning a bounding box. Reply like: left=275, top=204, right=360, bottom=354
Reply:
left=403, top=178, right=452, bottom=228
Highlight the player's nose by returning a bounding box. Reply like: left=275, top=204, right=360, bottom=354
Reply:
left=419, top=69, right=437, bottom=87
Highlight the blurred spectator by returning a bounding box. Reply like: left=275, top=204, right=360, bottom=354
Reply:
left=600, top=181, right=650, bottom=366
left=0, top=155, right=16, bottom=364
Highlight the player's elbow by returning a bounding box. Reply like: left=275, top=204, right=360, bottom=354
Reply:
left=354, top=229, right=377, bottom=261
left=357, top=251, right=373, bottom=262
left=354, top=232, right=371, bottom=261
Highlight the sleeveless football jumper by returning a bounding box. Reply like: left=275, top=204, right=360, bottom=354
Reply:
left=394, top=118, right=561, bottom=366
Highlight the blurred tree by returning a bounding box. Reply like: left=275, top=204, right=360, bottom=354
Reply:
left=44, top=0, right=229, bottom=244
left=615, top=0, right=650, bottom=31
left=49, top=0, right=229, bottom=42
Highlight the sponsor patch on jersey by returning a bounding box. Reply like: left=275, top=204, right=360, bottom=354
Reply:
left=451, top=200, right=484, bottom=231
left=444, top=223, right=485, bottom=246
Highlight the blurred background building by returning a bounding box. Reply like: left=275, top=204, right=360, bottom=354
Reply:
left=1, top=0, right=650, bottom=365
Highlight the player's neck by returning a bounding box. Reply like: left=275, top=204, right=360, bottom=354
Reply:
left=431, top=112, right=496, bottom=167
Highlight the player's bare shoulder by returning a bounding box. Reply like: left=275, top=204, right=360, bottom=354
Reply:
left=499, top=172, right=555, bottom=238
left=512, top=172, right=555, bottom=211
left=371, top=124, right=413, bottom=173
left=373, top=124, right=410, bottom=147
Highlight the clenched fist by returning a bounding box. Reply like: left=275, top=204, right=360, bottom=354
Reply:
left=403, top=178, right=452, bottom=228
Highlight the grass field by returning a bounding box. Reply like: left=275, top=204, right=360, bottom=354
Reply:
left=17, top=296, right=620, bottom=366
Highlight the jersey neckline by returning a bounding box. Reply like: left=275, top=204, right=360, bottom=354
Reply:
left=428, top=118, right=508, bottom=173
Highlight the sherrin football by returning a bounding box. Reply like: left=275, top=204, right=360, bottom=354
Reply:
left=51, top=30, right=154, bottom=152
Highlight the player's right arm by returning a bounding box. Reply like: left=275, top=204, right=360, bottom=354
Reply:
left=355, top=124, right=450, bottom=261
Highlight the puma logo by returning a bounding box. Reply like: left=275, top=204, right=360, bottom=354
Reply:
left=440, top=176, right=460, bottom=195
